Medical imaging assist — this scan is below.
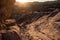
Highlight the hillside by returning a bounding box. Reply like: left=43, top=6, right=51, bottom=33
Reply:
left=0, top=1, right=60, bottom=40
left=10, top=1, right=60, bottom=40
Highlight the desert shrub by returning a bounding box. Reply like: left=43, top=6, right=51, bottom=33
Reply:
left=0, top=0, right=15, bottom=22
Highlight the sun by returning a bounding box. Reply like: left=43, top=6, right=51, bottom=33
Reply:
left=16, top=0, right=28, bottom=2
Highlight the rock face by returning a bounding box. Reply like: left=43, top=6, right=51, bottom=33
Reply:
left=17, top=9, right=60, bottom=40
left=0, top=19, right=20, bottom=40
left=0, top=0, right=15, bottom=22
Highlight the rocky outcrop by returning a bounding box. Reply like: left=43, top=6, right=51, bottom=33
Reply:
left=0, top=19, right=20, bottom=40
left=17, top=9, right=60, bottom=40
left=0, top=0, right=60, bottom=40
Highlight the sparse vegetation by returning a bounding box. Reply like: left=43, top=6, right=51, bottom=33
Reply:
left=0, top=0, right=60, bottom=40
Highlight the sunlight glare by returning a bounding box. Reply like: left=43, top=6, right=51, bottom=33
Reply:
left=16, top=0, right=29, bottom=3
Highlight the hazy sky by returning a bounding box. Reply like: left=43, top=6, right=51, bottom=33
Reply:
left=29, top=0, right=55, bottom=2
left=16, top=0, right=55, bottom=2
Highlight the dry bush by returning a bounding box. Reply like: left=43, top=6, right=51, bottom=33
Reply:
left=0, top=0, right=15, bottom=22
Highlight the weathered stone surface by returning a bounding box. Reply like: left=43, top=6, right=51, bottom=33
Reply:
left=2, top=32, right=20, bottom=40
left=17, top=9, right=60, bottom=40
left=0, top=19, right=20, bottom=40
left=0, top=0, right=60, bottom=40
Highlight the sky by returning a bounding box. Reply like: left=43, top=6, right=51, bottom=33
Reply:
left=28, top=0, right=55, bottom=2
left=16, top=0, right=55, bottom=2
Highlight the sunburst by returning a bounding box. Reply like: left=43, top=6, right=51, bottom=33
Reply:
left=16, top=0, right=28, bottom=2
